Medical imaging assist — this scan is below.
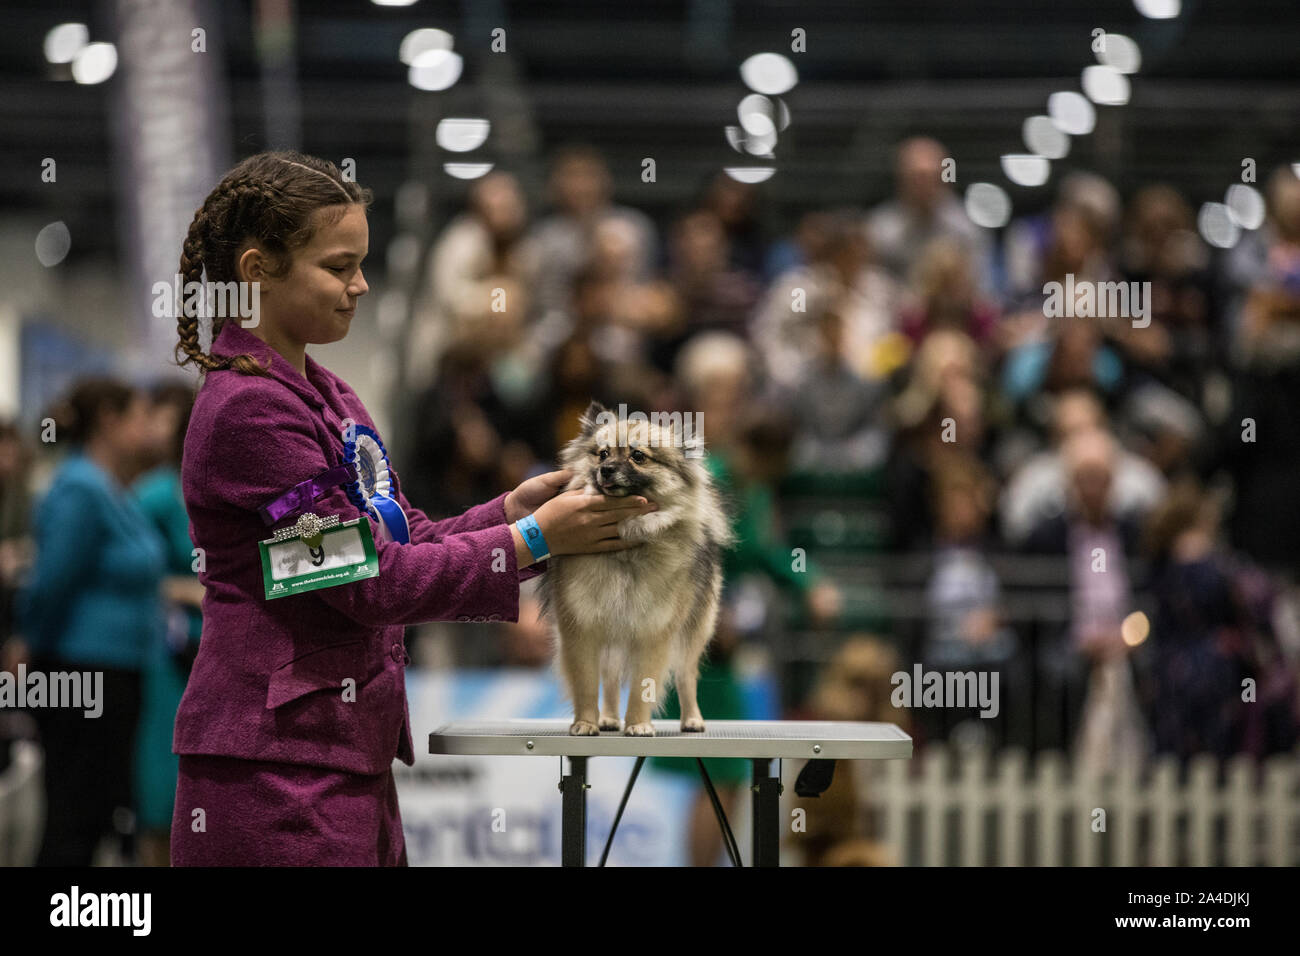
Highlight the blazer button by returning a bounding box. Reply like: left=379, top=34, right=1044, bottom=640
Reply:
left=390, top=643, right=404, bottom=663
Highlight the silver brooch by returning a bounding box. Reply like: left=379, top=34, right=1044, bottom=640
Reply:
left=270, top=511, right=339, bottom=548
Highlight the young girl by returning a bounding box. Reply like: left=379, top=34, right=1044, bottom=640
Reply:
left=170, top=151, right=654, bottom=866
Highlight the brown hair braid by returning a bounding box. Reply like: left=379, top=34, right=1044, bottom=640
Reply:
left=174, top=151, right=373, bottom=377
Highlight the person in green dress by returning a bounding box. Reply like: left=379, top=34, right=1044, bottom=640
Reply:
left=650, top=410, right=842, bottom=865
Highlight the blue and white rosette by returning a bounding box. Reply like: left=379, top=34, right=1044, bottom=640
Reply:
left=341, top=424, right=411, bottom=544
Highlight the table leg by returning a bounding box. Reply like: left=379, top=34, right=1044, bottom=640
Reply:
left=560, top=756, right=587, bottom=867
left=752, top=757, right=781, bottom=867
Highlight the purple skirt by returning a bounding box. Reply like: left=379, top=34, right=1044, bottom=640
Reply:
left=171, top=754, right=407, bottom=866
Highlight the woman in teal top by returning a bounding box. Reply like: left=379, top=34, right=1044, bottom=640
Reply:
left=18, top=378, right=166, bottom=866
left=131, top=382, right=203, bottom=866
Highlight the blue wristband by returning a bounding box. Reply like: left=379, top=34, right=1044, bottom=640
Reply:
left=515, top=514, right=550, bottom=562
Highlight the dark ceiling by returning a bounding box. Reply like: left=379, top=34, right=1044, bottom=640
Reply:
left=3, top=0, right=1299, bottom=270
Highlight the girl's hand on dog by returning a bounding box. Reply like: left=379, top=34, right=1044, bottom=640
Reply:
left=505, top=469, right=574, bottom=523
left=532, top=488, right=658, bottom=556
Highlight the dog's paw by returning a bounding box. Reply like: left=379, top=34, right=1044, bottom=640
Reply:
left=569, top=720, right=601, bottom=736
left=623, top=722, right=656, bottom=737
left=598, top=716, right=622, bottom=732
left=681, top=716, right=706, bottom=733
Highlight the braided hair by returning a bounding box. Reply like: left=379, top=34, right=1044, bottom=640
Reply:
left=174, top=151, right=373, bottom=377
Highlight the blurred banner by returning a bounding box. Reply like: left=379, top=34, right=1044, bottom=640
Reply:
left=110, top=0, right=228, bottom=374
left=401, top=668, right=770, bottom=867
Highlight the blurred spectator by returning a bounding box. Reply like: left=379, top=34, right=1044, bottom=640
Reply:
left=887, top=330, right=991, bottom=550
left=537, top=333, right=618, bottom=461
left=17, top=378, right=166, bottom=865
left=673, top=331, right=759, bottom=458
left=1003, top=171, right=1122, bottom=305
left=998, top=177, right=1124, bottom=400
left=1114, top=184, right=1216, bottom=400
left=999, top=387, right=1165, bottom=547
left=899, top=236, right=1000, bottom=351
left=1139, top=480, right=1299, bottom=762
left=1212, top=183, right=1300, bottom=574
left=406, top=170, right=533, bottom=394
left=696, top=171, right=768, bottom=278
left=651, top=209, right=764, bottom=374
left=752, top=208, right=902, bottom=391
left=1119, top=381, right=1205, bottom=480
left=867, top=137, right=994, bottom=294
left=787, top=309, right=890, bottom=473
left=131, top=382, right=203, bottom=867
left=922, top=455, right=1023, bottom=748
left=1223, top=165, right=1300, bottom=357
left=571, top=215, right=682, bottom=384
left=404, top=343, right=544, bottom=519
left=1024, top=428, right=1148, bottom=770
left=763, top=209, right=835, bottom=281
left=520, top=145, right=658, bottom=327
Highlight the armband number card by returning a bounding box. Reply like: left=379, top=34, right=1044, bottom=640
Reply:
left=258, top=513, right=379, bottom=600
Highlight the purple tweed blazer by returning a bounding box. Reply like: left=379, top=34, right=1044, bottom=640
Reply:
left=173, top=321, right=541, bottom=775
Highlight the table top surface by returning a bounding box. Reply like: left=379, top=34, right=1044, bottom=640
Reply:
left=428, top=719, right=913, bottom=759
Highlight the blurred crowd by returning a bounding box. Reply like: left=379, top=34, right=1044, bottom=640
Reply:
left=398, top=138, right=1300, bottom=766
left=2, top=137, right=1300, bottom=865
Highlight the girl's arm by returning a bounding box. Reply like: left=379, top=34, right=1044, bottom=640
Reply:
left=392, top=473, right=548, bottom=580
left=389, top=469, right=511, bottom=543
left=204, top=383, right=527, bottom=627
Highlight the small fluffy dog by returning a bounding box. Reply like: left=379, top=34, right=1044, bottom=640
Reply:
left=538, top=401, right=733, bottom=736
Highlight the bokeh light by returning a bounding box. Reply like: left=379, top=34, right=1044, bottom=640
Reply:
left=965, top=183, right=1011, bottom=228
left=739, top=52, right=798, bottom=96
left=71, top=42, right=117, bottom=85
left=1225, top=184, right=1266, bottom=230
left=1134, top=0, right=1181, bottom=19
left=1048, top=91, right=1096, bottom=136
left=1198, top=201, right=1240, bottom=249
left=443, top=162, right=494, bottom=179
left=1097, top=34, right=1142, bottom=74
left=35, top=221, right=71, bottom=267
left=399, top=28, right=453, bottom=66
left=1082, top=65, right=1130, bottom=106
left=409, top=48, right=463, bottom=91
left=436, top=118, right=491, bottom=153
left=1121, top=611, right=1150, bottom=647
left=1023, top=115, right=1069, bottom=160
left=43, top=23, right=88, bottom=65
left=1001, top=154, right=1050, bottom=187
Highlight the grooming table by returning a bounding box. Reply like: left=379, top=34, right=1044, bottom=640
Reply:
left=428, top=719, right=912, bottom=866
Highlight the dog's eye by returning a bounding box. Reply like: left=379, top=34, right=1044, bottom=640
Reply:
left=597, top=449, right=608, bottom=461
left=631, top=450, right=646, bottom=464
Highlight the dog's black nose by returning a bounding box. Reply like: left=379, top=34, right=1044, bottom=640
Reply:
left=599, top=464, right=615, bottom=479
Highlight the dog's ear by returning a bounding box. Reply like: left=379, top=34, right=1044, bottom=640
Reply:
left=579, top=400, right=609, bottom=436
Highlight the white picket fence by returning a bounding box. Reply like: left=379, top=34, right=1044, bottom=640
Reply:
left=865, top=746, right=1300, bottom=866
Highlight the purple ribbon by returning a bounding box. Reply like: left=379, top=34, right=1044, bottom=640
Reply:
left=258, top=462, right=357, bottom=526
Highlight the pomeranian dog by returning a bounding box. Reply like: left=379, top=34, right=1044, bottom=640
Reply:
left=538, top=401, right=733, bottom=736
